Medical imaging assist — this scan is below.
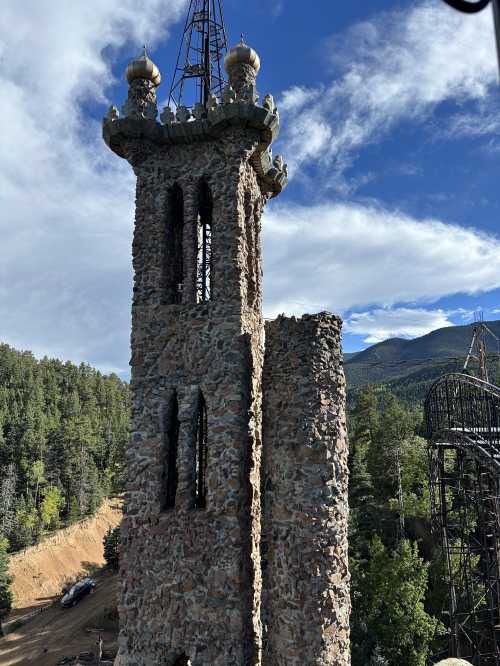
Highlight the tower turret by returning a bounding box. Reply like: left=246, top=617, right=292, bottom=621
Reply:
left=122, top=48, right=161, bottom=120
left=224, top=38, right=261, bottom=96
left=104, top=26, right=287, bottom=666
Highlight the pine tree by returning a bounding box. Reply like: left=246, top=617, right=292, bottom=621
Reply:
left=103, top=525, right=121, bottom=570
left=359, top=537, right=436, bottom=666
left=370, top=646, right=388, bottom=665
left=0, top=463, right=17, bottom=537
left=67, top=496, right=80, bottom=525
left=0, top=537, right=12, bottom=636
left=9, top=496, right=36, bottom=551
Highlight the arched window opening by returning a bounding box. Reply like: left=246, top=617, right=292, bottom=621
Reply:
left=165, top=183, right=184, bottom=304
left=244, top=191, right=256, bottom=306
left=196, top=181, right=213, bottom=303
left=195, top=392, right=208, bottom=509
left=161, top=391, right=180, bottom=510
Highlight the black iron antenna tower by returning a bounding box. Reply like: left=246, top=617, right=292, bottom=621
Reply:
left=168, top=0, right=228, bottom=108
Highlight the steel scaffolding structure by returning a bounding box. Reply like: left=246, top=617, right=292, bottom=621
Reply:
left=426, top=373, right=500, bottom=664
left=168, top=0, right=228, bottom=108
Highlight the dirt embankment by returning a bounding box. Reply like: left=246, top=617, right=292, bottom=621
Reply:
left=0, top=499, right=123, bottom=665
left=9, top=498, right=122, bottom=610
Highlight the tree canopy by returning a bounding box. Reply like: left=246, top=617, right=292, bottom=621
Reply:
left=0, top=343, right=129, bottom=552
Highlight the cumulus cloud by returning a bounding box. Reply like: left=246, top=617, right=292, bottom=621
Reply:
left=277, top=0, right=498, bottom=183
left=263, top=201, right=500, bottom=316
left=344, top=308, right=454, bottom=344
left=0, top=0, right=186, bottom=374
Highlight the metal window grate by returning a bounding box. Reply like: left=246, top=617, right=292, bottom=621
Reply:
left=196, top=181, right=213, bottom=303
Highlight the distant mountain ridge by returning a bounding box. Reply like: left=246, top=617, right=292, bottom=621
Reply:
left=344, top=320, right=500, bottom=401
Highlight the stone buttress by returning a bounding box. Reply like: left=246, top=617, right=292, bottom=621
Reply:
left=261, top=314, right=351, bottom=666
left=103, top=45, right=287, bottom=666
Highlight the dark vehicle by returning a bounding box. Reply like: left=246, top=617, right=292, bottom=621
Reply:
left=60, top=577, right=95, bottom=608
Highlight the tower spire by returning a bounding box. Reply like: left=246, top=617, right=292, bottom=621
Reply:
left=168, top=0, right=228, bottom=108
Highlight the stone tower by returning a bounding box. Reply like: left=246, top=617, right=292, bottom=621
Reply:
left=104, top=28, right=349, bottom=666
left=261, top=315, right=351, bottom=665
left=104, top=42, right=286, bottom=666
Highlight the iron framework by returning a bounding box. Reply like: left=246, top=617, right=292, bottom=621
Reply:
left=168, top=0, right=228, bottom=108
left=196, top=181, right=213, bottom=303
left=426, top=372, right=500, bottom=664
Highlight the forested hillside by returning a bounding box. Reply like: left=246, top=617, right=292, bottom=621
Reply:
left=0, top=343, right=129, bottom=553
left=349, top=386, right=444, bottom=665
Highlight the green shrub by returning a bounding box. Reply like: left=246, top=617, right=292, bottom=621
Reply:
left=103, top=525, right=120, bottom=570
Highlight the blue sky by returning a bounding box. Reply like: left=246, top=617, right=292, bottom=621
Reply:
left=1, top=0, right=500, bottom=375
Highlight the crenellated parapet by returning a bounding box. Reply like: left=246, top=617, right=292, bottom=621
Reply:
left=103, top=42, right=288, bottom=197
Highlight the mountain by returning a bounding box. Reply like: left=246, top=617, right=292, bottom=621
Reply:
left=344, top=320, right=500, bottom=402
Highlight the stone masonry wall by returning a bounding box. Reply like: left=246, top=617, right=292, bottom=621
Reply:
left=117, top=128, right=268, bottom=666
left=261, top=314, right=350, bottom=666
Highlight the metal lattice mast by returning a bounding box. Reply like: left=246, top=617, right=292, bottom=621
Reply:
left=168, top=0, right=228, bottom=108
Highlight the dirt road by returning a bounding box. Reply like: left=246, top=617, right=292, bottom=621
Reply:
left=0, top=499, right=122, bottom=665
left=0, top=570, right=118, bottom=665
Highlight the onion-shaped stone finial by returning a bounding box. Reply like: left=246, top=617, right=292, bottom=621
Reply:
left=126, top=47, right=161, bottom=87
left=224, top=36, right=261, bottom=75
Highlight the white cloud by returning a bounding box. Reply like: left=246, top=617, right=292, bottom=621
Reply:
left=345, top=308, right=454, bottom=344
left=277, top=0, right=498, bottom=183
left=443, top=104, right=500, bottom=155
left=2, top=0, right=500, bottom=375
left=271, top=0, right=285, bottom=18
left=446, top=108, right=500, bottom=139
left=263, top=201, right=500, bottom=316
left=0, top=0, right=186, bottom=375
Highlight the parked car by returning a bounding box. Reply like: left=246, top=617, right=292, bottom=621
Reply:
left=60, top=577, right=96, bottom=608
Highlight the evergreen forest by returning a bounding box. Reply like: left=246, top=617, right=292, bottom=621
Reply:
left=0, top=343, right=129, bottom=553
left=348, top=385, right=446, bottom=665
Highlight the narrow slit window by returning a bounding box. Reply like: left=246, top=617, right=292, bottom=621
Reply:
left=166, top=183, right=184, bottom=304
left=162, top=391, right=180, bottom=510
left=244, top=191, right=256, bottom=306
left=173, top=656, right=191, bottom=666
left=195, top=392, right=208, bottom=509
left=196, top=181, right=213, bottom=303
